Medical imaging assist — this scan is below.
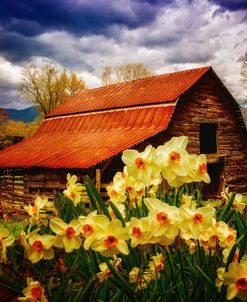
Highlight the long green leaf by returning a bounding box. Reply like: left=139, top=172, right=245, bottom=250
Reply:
left=178, top=250, right=191, bottom=302
left=74, top=276, right=96, bottom=302
left=196, top=265, right=219, bottom=295
left=219, top=193, right=235, bottom=221
left=53, top=255, right=79, bottom=302
left=109, top=201, right=126, bottom=226
left=85, top=176, right=111, bottom=219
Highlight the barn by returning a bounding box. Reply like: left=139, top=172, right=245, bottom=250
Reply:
left=0, top=66, right=246, bottom=214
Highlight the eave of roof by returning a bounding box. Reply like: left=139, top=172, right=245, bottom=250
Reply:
left=0, top=105, right=175, bottom=169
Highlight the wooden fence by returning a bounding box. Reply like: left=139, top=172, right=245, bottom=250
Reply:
left=0, top=169, right=109, bottom=216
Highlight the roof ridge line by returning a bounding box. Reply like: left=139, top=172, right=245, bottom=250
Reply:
left=45, top=101, right=176, bottom=121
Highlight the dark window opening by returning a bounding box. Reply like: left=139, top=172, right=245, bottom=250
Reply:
left=200, top=123, right=217, bottom=154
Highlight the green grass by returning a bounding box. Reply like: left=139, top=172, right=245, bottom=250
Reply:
left=0, top=217, right=27, bottom=239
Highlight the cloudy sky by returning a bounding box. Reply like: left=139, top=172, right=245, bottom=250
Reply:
left=0, top=0, right=246, bottom=109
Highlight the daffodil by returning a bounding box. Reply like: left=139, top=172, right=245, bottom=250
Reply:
left=78, top=211, right=109, bottom=250
left=127, top=217, right=153, bottom=248
left=149, top=253, right=165, bottom=279
left=156, top=136, right=190, bottom=187
left=106, top=181, right=126, bottom=204
left=179, top=205, right=215, bottom=239
left=63, top=173, right=83, bottom=206
left=199, top=225, right=219, bottom=254
left=223, top=256, right=247, bottom=300
left=18, top=278, right=48, bottom=302
left=24, top=196, right=54, bottom=225
left=0, top=227, right=15, bottom=263
left=90, top=219, right=129, bottom=257
left=181, top=194, right=196, bottom=210
left=124, top=175, right=145, bottom=204
left=129, top=267, right=153, bottom=290
left=214, top=221, right=237, bottom=249
left=145, top=198, right=180, bottom=239
left=97, top=256, right=122, bottom=282
left=221, top=189, right=246, bottom=214
left=122, top=145, right=160, bottom=185
left=232, top=193, right=246, bottom=214
left=26, top=233, right=55, bottom=263
left=49, top=218, right=82, bottom=253
left=187, top=154, right=210, bottom=184
left=216, top=267, right=225, bottom=291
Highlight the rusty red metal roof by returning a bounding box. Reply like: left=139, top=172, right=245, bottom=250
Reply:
left=47, top=66, right=211, bottom=117
left=0, top=105, right=175, bottom=168
left=0, top=67, right=212, bottom=169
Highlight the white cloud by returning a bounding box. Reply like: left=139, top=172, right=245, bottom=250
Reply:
left=0, top=56, right=22, bottom=86
left=1, top=0, right=247, bottom=108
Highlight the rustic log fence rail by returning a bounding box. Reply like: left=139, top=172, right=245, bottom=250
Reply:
left=0, top=168, right=109, bottom=216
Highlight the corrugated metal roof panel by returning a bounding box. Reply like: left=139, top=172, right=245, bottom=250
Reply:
left=0, top=105, right=175, bottom=168
left=47, top=66, right=210, bottom=117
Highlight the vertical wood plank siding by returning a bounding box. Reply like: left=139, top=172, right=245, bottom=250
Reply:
left=103, top=73, right=247, bottom=194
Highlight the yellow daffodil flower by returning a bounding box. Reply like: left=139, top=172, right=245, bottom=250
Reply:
left=50, top=218, right=82, bottom=253
left=145, top=198, right=180, bottom=238
left=63, top=173, right=83, bottom=206
left=179, top=205, right=215, bottom=239
left=149, top=253, right=165, bottom=279
left=90, top=219, right=129, bottom=257
left=223, top=256, right=247, bottom=300
left=129, top=267, right=153, bottom=290
left=127, top=217, right=153, bottom=248
left=187, top=154, right=210, bottom=184
left=79, top=211, right=109, bottom=250
left=216, top=267, right=225, bottom=291
left=24, top=196, right=55, bottom=225
left=156, top=136, right=190, bottom=186
left=18, top=277, right=48, bottom=302
left=26, top=233, right=55, bottom=263
left=0, top=227, right=15, bottom=263
left=122, top=145, right=160, bottom=185
left=106, top=181, right=126, bottom=204
left=97, top=256, right=122, bottom=282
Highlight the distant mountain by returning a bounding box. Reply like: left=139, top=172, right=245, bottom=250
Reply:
left=4, top=106, right=39, bottom=123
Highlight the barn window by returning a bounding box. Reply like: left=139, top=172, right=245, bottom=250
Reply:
left=200, top=123, right=217, bottom=154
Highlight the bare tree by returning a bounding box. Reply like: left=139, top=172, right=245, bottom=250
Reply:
left=18, top=63, right=87, bottom=117
left=0, top=108, right=8, bottom=136
left=101, top=63, right=152, bottom=85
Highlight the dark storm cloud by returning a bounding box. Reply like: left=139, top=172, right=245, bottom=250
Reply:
left=208, top=0, right=247, bottom=11
left=0, top=31, right=51, bottom=62
left=0, top=0, right=171, bottom=37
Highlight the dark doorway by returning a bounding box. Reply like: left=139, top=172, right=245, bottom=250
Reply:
left=203, top=162, right=224, bottom=197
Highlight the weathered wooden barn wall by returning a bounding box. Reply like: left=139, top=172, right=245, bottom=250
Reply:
left=163, top=71, right=247, bottom=194
left=0, top=168, right=92, bottom=214
left=102, top=71, right=247, bottom=195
